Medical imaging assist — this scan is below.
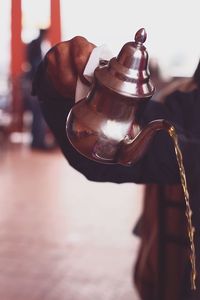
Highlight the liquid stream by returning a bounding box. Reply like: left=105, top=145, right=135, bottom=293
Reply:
left=168, top=126, right=196, bottom=290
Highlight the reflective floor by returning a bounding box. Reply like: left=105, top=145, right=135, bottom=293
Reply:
left=0, top=145, right=143, bottom=300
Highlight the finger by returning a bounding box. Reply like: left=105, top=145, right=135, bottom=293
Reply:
left=46, top=41, right=77, bottom=98
left=71, top=36, right=96, bottom=85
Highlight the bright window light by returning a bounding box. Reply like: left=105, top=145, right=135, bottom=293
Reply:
left=0, top=0, right=11, bottom=77
left=21, top=0, right=50, bottom=43
left=61, top=0, right=200, bottom=77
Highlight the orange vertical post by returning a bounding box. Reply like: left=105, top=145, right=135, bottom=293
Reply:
left=11, top=0, right=25, bottom=131
left=49, top=0, right=61, bottom=46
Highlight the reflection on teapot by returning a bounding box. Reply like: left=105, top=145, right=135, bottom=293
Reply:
left=66, top=28, right=169, bottom=165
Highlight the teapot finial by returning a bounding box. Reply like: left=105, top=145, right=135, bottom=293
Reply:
left=135, top=28, right=147, bottom=44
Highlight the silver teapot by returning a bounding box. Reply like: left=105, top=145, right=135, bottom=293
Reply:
left=66, top=28, right=169, bottom=165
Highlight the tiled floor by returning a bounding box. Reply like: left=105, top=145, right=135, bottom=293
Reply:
left=0, top=145, right=144, bottom=300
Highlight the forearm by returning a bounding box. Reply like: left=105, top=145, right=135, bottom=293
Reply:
left=33, top=61, right=146, bottom=183
left=33, top=60, right=181, bottom=185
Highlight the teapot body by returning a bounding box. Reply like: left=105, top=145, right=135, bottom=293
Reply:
left=66, top=81, right=148, bottom=163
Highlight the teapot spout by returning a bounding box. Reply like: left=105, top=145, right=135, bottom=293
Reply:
left=117, top=119, right=172, bottom=165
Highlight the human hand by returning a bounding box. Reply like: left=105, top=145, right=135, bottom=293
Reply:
left=45, top=36, right=95, bottom=98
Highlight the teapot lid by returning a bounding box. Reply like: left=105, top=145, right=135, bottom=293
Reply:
left=95, top=28, right=155, bottom=98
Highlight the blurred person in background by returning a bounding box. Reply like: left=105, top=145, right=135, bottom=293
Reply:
left=33, top=36, right=200, bottom=300
left=22, top=28, right=55, bottom=150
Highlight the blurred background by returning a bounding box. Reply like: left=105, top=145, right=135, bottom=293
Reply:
left=0, top=0, right=200, bottom=299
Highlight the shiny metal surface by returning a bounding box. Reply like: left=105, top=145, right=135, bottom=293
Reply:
left=66, top=82, right=148, bottom=163
left=95, top=28, right=155, bottom=98
left=66, top=28, right=168, bottom=165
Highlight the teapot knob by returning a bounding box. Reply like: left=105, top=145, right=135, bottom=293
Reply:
left=135, top=28, right=147, bottom=44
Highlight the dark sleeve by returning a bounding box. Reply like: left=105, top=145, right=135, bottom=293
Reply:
left=33, top=60, right=181, bottom=184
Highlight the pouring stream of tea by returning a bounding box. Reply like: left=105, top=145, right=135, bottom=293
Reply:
left=168, top=126, right=196, bottom=290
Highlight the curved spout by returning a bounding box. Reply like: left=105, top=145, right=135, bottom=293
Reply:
left=117, top=119, right=173, bottom=165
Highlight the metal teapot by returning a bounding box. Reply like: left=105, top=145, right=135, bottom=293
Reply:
left=66, top=28, right=170, bottom=165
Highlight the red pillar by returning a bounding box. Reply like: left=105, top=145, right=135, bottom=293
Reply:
left=10, top=0, right=61, bottom=131
left=49, top=0, right=61, bottom=46
left=11, top=0, right=25, bottom=131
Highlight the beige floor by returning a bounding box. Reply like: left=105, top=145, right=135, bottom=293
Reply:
left=0, top=144, right=144, bottom=300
